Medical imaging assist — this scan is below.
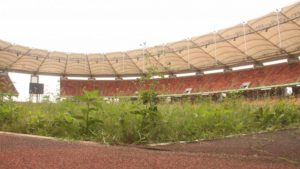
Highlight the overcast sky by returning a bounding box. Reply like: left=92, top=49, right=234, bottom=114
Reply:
left=1, top=0, right=298, bottom=101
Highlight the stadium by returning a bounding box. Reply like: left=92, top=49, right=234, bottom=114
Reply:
left=1, top=2, right=300, bottom=99
left=1, top=1, right=300, bottom=169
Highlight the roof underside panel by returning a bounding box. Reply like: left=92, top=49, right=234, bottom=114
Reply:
left=88, top=54, right=118, bottom=76
left=0, top=2, right=300, bottom=77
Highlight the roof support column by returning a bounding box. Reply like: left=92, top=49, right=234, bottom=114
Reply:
left=214, top=32, right=217, bottom=62
left=276, top=9, right=282, bottom=49
left=186, top=39, right=190, bottom=69
left=288, top=57, right=299, bottom=63
left=164, top=46, right=200, bottom=71
left=103, top=54, right=120, bottom=78
left=189, top=39, right=228, bottom=67
left=60, top=76, right=68, bottom=80
left=124, top=53, right=144, bottom=74
left=140, top=42, right=146, bottom=73
left=254, top=62, right=264, bottom=68
left=63, top=54, right=69, bottom=76
left=144, top=48, right=174, bottom=75
left=223, top=67, right=232, bottom=73
left=85, top=54, right=93, bottom=78
left=243, top=22, right=248, bottom=55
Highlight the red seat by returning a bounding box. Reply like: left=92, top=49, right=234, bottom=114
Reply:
left=60, top=62, right=300, bottom=96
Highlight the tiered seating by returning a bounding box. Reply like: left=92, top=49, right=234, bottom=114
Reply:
left=60, top=62, right=300, bottom=96
left=0, top=74, right=18, bottom=95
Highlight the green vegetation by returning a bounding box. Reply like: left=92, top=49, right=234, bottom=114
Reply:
left=0, top=91, right=300, bottom=144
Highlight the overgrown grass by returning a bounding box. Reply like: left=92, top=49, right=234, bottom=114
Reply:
left=0, top=93, right=300, bottom=144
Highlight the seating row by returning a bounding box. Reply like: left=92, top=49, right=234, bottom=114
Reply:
left=60, top=62, right=300, bottom=96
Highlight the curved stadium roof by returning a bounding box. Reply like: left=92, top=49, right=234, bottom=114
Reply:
left=1, top=2, right=300, bottom=77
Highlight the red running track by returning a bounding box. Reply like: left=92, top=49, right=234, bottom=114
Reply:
left=0, top=132, right=298, bottom=169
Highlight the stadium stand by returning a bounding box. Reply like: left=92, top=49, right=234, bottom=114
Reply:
left=0, top=73, right=18, bottom=95
left=1, top=2, right=300, bottom=78
left=1, top=2, right=300, bottom=100
left=60, top=62, right=300, bottom=97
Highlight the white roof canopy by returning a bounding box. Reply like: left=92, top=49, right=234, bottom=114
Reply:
left=1, top=2, right=300, bottom=77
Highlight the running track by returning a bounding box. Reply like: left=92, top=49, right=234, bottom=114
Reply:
left=0, top=131, right=298, bottom=169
